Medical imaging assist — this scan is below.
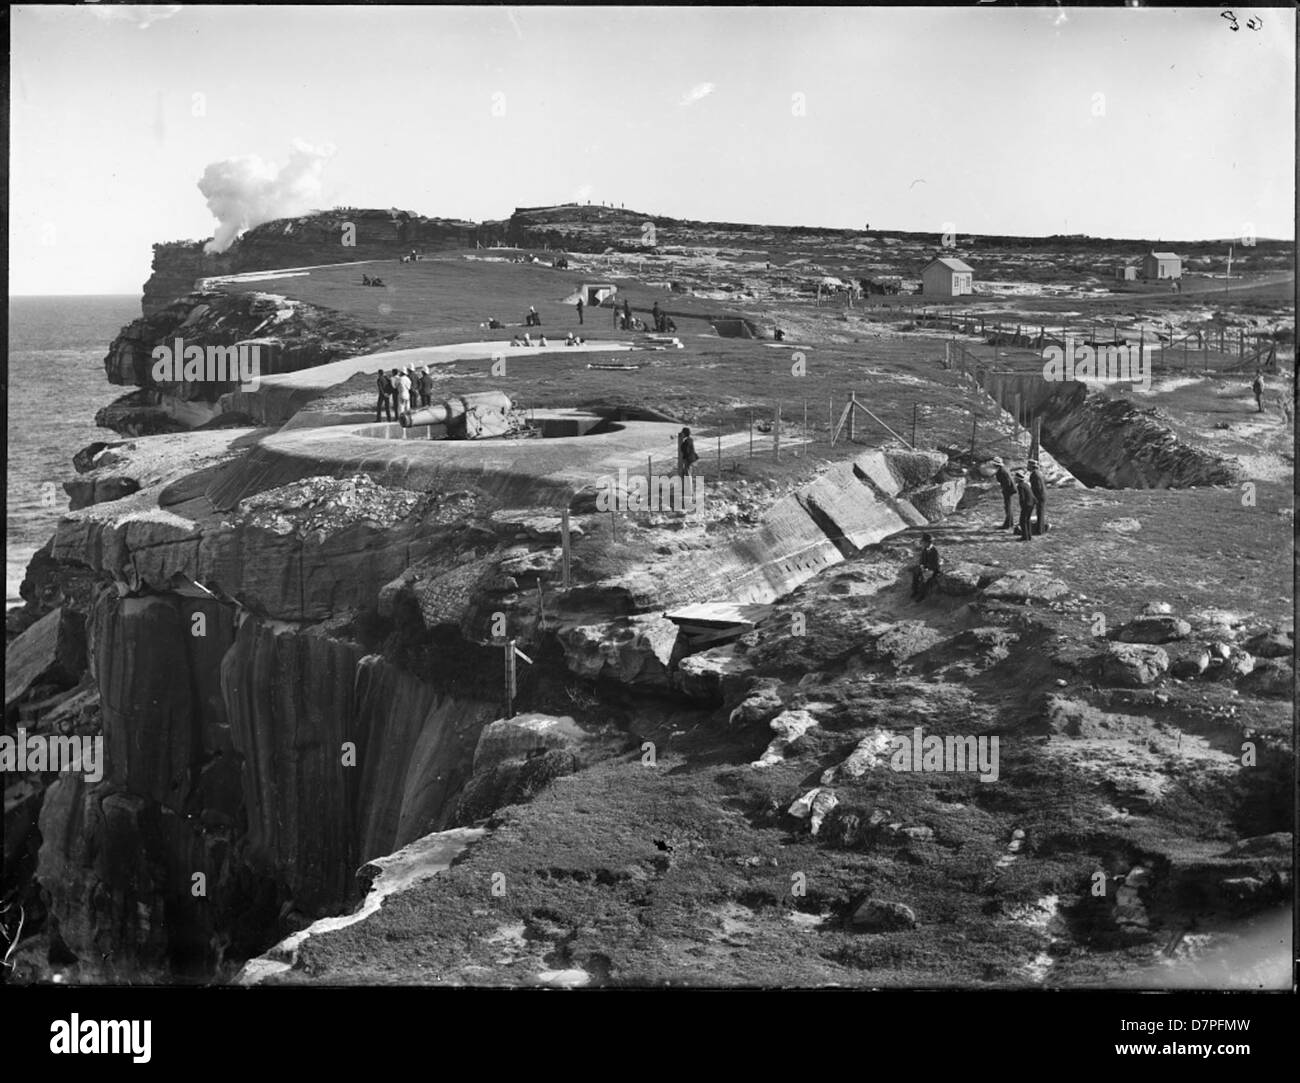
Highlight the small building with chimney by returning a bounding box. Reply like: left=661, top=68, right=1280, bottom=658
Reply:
left=921, top=256, right=974, bottom=298
left=1141, top=251, right=1182, bottom=280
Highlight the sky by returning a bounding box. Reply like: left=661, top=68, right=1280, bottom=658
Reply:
left=9, top=4, right=1296, bottom=294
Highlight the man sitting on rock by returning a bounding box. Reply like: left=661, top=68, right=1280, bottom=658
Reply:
left=911, top=533, right=941, bottom=601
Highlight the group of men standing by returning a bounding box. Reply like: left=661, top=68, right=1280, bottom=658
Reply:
left=992, top=456, right=1048, bottom=541
left=375, top=365, right=436, bottom=423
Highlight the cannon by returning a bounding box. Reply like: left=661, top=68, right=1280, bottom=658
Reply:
left=406, top=391, right=526, bottom=439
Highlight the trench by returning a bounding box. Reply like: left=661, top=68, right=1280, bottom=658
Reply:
left=978, top=373, right=1244, bottom=489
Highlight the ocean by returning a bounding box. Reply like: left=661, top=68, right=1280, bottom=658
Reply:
left=6, top=295, right=141, bottom=608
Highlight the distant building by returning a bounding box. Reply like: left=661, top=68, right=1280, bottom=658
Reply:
left=1142, top=251, right=1182, bottom=280
left=921, top=256, right=974, bottom=298
left=1115, top=264, right=1138, bottom=281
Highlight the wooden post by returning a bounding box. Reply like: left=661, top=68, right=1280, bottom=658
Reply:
left=970, top=415, right=978, bottom=455
left=504, top=638, right=517, bottom=718
left=536, top=579, right=545, bottom=628
left=803, top=399, right=808, bottom=456
left=716, top=433, right=722, bottom=476
left=912, top=402, right=918, bottom=447
left=828, top=395, right=834, bottom=447
left=749, top=410, right=754, bottom=457
left=848, top=393, right=857, bottom=441
left=774, top=403, right=781, bottom=461
left=648, top=455, right=654, bottom=496
left=560, top=508, right=572, bottom=589
left=1013, top=393, right=1022, bottom=440
left=1030, top=417, right=1041, bottom=464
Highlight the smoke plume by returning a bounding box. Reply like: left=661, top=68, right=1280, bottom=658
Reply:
left=198, top=140, right=335, bottom=253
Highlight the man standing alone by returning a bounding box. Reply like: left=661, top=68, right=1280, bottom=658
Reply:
left=576, top=296, right=584, bottom=325
left=677, top=427, right=699, bottom=479
left=1252, top=370, right=1265, bottom=413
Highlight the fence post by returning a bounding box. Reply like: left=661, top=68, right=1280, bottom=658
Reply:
left=912, top=402, right=918, bottom=447
left=504, top=637, right=517, bottom=718
left=848, top=393, right=857, bottom=442
left=1030, top=417, right=1041, bottom=464
left=749, top=410, right=754, bottom=458
left=970, top=415, right=977, bottom=455
left=828, top=395, right=834, bottom=447
left=803, top=399, right=808, bottom=457
left=1013, top=393, right=1022, bottom=440
left=716, top=432, right=722, bottom=476
left=560, top=508, right=572, bottom=589
left=774, top=403, right=781, bottom=461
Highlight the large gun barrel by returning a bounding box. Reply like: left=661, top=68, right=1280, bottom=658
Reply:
left=407, top=391, right=516, bottom=436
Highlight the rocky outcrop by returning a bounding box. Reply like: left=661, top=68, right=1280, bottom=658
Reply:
left=102, top=291, right=391, bottom=436
left=1102, top=643, right=1170, bottom=687
left=556, top=615, right=679, bottom=688
left=5, top=606, right=86, bottom=710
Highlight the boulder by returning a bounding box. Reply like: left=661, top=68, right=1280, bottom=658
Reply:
left=1237, top=658, right=1291, bottom=698
left=556, top=615, right=679, bottom=688
left=907, top=478, right=967, bottom=521
left=868, top=621, right=945, bottom=663
left=1115, top=615, right=1191, bottom=644
left=673, top=644, right=755, bottom=703
left=851, top=898, right=918, bottom=931
left=753, top=709, right=818, bottom=767
left=455, top=748, right=581, bottom=823
left=1220, top=647, right=1255, bottom=679
left=1140, top=601, right=1173, bottom=616
left=1170, top=646, right=1210, bottom=678
left=883, top=449, right=948, bottom=489
left=472, top=714, right=585, bottom=773
left=788, top=787, right=838, bottom=835
left=728, top=680, right=784, bottom=728
left=1101, top=518, right=1142, bottom=534
left=5, top=606, right=88, bottom=710
left=984, top=570, right=1069, bottom=603
left=1102, top=643, right=1169, bottom=687
left=1244, top=630, right=1293, bottom=659
left=935, top=561, right=993, bottom=597
left=820, top=729, right=897, bottom=784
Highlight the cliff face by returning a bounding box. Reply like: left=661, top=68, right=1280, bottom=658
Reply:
left=142, top=209, right=506, bottom=316
left=9, top=407, right=969, bottom=981
left=100, top=291, right=392, bottom=436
